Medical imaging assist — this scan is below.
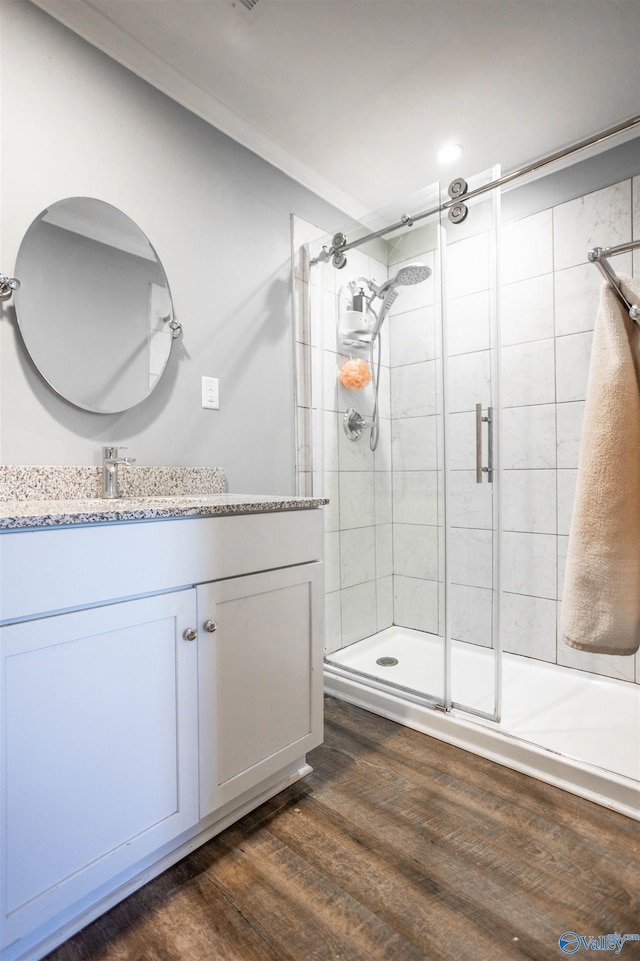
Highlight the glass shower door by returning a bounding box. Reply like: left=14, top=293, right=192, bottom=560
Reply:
left=441, top=171, right=501, bottom=720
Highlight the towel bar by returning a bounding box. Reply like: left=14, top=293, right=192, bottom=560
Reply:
left=588, top=243, right=640, bottom=326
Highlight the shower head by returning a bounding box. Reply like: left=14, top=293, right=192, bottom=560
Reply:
left=394, top=262, right=431, bottom=286
left=370, top=262, right=431, bottom=298
left=367, top=262, right=431, bottom=337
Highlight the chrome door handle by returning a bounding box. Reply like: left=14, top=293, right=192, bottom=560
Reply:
left=476, top=403, right=483, bottom=483
left=203, top=619, right=218, bottom=633
left=475, top=404, right=493, bottom=484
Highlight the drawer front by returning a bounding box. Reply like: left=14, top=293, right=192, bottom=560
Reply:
left=0, top=509, right=324, bottom=622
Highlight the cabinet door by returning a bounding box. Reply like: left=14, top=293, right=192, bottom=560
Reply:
left=0, top=590, right=199, bottom=945
left=198, top=563, right=324, bottom=816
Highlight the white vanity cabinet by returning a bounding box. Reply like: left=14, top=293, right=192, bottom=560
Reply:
left=0, top=591, right=200, bottom=949
left=0, top=507, right=324, bottom=961
left=198, top=563, right=323, bottom=815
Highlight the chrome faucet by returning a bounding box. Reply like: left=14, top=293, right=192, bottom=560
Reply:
left=102, top=446, right=136, bottom=499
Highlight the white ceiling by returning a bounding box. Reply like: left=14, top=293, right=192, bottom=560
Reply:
left=30, top=0, right=640, bottom=219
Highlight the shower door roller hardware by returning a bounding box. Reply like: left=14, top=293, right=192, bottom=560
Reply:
left=183, top=627, right=197, bottom=641
left=203, top=619, right=218, bottom=633
left=331, top=232, right=348, bottom=269
left=448, top=202, right=469, bottom=224
left=447, top=177, right=469, bottom=223
left=475, top=403, right=494, bottom=483
left=448, top=177, right=468, bottom=199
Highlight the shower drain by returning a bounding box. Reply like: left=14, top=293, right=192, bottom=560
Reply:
left=376, top=656, right=399, bottom=667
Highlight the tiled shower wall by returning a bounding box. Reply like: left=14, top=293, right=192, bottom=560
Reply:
left=294, top=173, right=640, bottom=685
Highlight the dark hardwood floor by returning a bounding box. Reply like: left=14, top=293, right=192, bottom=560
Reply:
left=46, top=696, right=640, bottom=961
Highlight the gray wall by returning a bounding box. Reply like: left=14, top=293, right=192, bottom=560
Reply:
left=0, top=0, right=348, bottom=493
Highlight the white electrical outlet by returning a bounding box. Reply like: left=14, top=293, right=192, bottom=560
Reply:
left=201, top=376, right=219, bottom=410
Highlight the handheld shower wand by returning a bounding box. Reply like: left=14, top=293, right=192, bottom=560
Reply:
left=365, top=263, right=431, bottom=450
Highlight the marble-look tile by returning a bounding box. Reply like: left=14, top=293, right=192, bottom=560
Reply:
left=323, top=591, right=342, bottom=655
left=377, top=322, right=391, bottom=368
left=557, top=469, right=577, bottom=537
left=391, top=361, right=437, bottom=418
left=376, top=575, right=394, bottom=632
left=447, top=411, right=477, bottom=471
left=341, top=581, right=379, bottom=647
left=390, top=305, right=436, bottom=366
left=557, top=535, right=569, bottom=601
left=501, top=209, right=553, bottom=285
left=501, top=592, right=557, bottom=661
left=500, top=274, right=554, bottom=346
left=501, top=531, right=557, bottom=599
left=307, top=275, right=324, bottom=349
left=446, top=290, right=491, bottom=356
left=340, top=527, right=376, bottom=589
left=556, top=402, right=585, bottom=469
left=447, top=349, right=491, bottom=413
left=393, top=523, right=439, bottom=580
left=554, top=261, right=629, bottom=337
left=339, top=471, right=375, bottom=529
left=323, top=411, right=339, bottom=473
left=392, top=470, right=440, bottom=525
left=394, top=575, right=439, bottom=634
left=391, top=416, right=438, bottom=471
left=314, top=288, right=338, bottom=348
left=501, top=405, right=556, bottom=469
left=323, top=471, right=340, bottom=532
left=376, top=523, right=393, bottom=579
left=501, top=338, right=555, bottom=408
left=375, top=471, right=393, bottom=525
left=448, top=527, right=493, bottom=590
left=501, top=469, right=557, bottom=535
left=557, top=604, right=635, bottom=681
left=376, top=365, right=391, bottom=420
left=324, top=531, right=341, bottom=593
left=553, top=180, right=632, bottom=271
left=374, top=416, right=393, bottom=473
left=555, top=331, right=593, bottom=403
left=446, top=471, right=493, bottom=529
left=322, top=288, right=339, bottom=352
left=448, top=584, right=493, bottom=647
left=446, top=232, right=490, bottom=299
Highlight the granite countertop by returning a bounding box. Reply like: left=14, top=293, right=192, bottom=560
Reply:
left=0, top=466, right=327, bottom=530
left=0, top=493, right=328, bottom=530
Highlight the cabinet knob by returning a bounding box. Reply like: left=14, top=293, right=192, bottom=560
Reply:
left=203, top=619, right=218, bottom=633
left=183, top=627, right=197, bottom=641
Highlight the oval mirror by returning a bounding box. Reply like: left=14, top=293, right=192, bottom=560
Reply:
left=14, top=197, right=176, bottom=413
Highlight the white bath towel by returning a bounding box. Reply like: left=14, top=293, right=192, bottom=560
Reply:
left=562, top=275, right=640, bottom=656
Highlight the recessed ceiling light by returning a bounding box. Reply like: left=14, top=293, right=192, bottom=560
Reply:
left=435, top=144, right=463, bottom=165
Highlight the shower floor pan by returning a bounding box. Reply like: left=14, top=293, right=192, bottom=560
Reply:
left=325, top=627, right=640, bottom=820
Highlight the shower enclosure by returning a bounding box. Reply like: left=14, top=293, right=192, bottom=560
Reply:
left=293, top=132, right=640, bottom=819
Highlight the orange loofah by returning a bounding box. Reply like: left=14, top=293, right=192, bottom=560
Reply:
left=338, top=357, right=372, bottom=390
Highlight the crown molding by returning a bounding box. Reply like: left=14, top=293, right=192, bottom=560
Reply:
left=28, top=0, right=370, bottom=222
